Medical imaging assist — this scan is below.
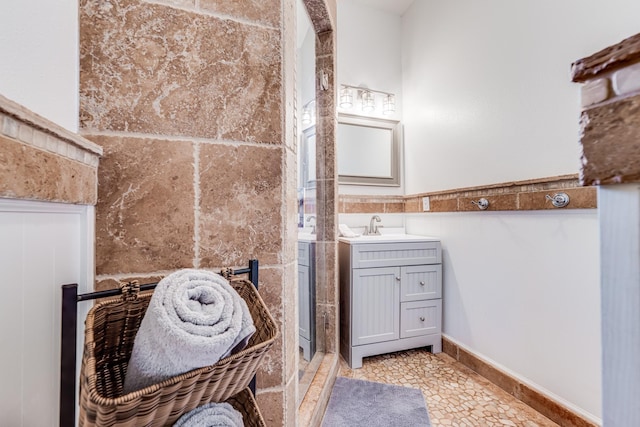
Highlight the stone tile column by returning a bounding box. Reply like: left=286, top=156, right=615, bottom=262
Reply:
left=79, top=0, right=294, bottom=424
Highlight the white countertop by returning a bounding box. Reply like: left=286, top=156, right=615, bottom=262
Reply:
left=338, top=234, right=439, bottom=244
left=298, top=227, right=439, bottom=244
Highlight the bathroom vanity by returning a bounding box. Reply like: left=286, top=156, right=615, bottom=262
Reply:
left=338, top=233, right=442, bottom=368
left=298, top=235, right=316, bottom=361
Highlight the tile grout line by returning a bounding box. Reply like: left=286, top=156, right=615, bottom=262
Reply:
left=143, top=0, right=280, bottom=31
left=193, top=141, right=201, bottom=268
left=80, top=129, right=283, bottom=149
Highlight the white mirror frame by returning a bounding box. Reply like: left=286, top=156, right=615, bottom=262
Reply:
left=337, top=113, right=401, bottom=186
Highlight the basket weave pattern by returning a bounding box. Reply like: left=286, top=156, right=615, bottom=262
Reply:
left=79, top=279, right=276, bottom=427
left=227, top=388, right=267, bottom=427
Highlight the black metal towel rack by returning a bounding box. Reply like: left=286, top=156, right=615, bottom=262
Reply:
left=59, top=259, right=259, bottom=427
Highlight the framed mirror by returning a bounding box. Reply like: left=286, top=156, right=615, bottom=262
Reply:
left=337, top=113, right=401, bottom=186
left=301, top=125, right=316, bottom=189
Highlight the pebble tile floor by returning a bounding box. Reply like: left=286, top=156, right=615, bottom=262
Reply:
left=338, top=349, right=559, bottom=427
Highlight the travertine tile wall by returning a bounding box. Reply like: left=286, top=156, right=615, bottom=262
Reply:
left=314, top=29, right=339, bottom=357
left=572, top=32, right=640, bottom=186
left=339, top=175, right=597, bottom=214
left=407, top=175, right=597, bottom=212
left=79, top=0, right=298, bottom=424
left=338, top=195, right=405, bottom=214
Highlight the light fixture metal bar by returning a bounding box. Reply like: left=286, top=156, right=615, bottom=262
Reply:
left=340, top=84, right=394, bottom=97
left=302, top=99, right=316, bottom=109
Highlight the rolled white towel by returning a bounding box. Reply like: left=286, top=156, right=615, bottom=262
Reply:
left=123, top=269, right=256, bottom=393
left=173, top=402, right=243, bottom=427
left=338, top=223, right=360, bottom=238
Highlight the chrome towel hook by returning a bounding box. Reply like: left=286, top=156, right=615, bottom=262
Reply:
left=546, top=192, right=570, bottom=208
left=471, top=198, right=490, bottom=210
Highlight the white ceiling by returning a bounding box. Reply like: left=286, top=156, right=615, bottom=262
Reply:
left=345, top=0, right=416, bottom=16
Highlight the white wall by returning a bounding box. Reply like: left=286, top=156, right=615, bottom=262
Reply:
left=337, top=1, right=404, bottom=195
left=298, top=0, right=316, bottom=113
left=297, top=0, right=317, bottom=227
left=405, top=210, right=601, bottom=420
left=396, top=1, right=640, bottom=419
left=402, top=0, right=640, bottom=194
left=0, top=5, right=85, bottom=424
left=0, top=200, right=94, bottom=427
left=0, top=0, right=78, bottom=132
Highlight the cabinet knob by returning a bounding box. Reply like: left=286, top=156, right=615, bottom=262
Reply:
left=419, top=281, right=425, bottom=286
left=395, top=276, right=401, bottom=281
left=419, top=316, right=425, bottom=321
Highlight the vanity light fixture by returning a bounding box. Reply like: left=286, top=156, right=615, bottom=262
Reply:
left=382, top=94, right=396, bottom=115
left=301, top=108, right=312, bottom=125
left=339, top=86, right=354, bottom=108
left=362, top=90, right=375, bottom=112
left=339, top=84, right=395, bottom=115
left=301, top=99, right=316, bottom=125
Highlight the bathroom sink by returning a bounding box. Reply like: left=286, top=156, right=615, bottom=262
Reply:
left=297, top=232, right=316, bottom=242
left=338, top=228, right=438, bottom=244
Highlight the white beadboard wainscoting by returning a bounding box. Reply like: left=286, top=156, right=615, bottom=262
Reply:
left=598, top=184, right=640, bottom=426
left=0, top=199, right=94, bottom=427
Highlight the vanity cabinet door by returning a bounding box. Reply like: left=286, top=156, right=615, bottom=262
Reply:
left=400, top=265, right=442, bottom=302
left=298, top=242, right=310, bottom=266
left=352, top=267, right=400, bottom=346
left=299, top=264, right=311, bottom=341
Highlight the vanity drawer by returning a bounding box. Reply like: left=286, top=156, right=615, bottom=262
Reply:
left=400, top=265, right=442, bottom=302
left=351, top=241, right=441, bottom=269
left=400, top=299, right=441, bottom=339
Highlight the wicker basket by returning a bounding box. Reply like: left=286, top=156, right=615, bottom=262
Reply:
left=79, top=279, right=277, bottom=427
left=227, top=388, right=267, bottom=427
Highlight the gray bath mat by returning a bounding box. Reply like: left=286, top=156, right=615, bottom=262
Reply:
left=321, top=377, right=431, bottom=427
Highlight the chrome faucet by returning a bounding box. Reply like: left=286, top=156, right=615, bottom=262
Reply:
left=306, top=215, right=316, bottom=234
left=368, top=215, right=382, bottom=235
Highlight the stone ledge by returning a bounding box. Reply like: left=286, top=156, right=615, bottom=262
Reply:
left=572, top=32, right=640, bottom=82
left=0, top=94, right=102, bottom=158
left=573, top=33, right=640, bottom=186
left=0, top=95, right=101, bottom=205
left=0, top=135, right=98, bottom=205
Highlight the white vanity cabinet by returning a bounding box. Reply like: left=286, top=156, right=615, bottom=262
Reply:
left=339, top=237, right=442, bottom=368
